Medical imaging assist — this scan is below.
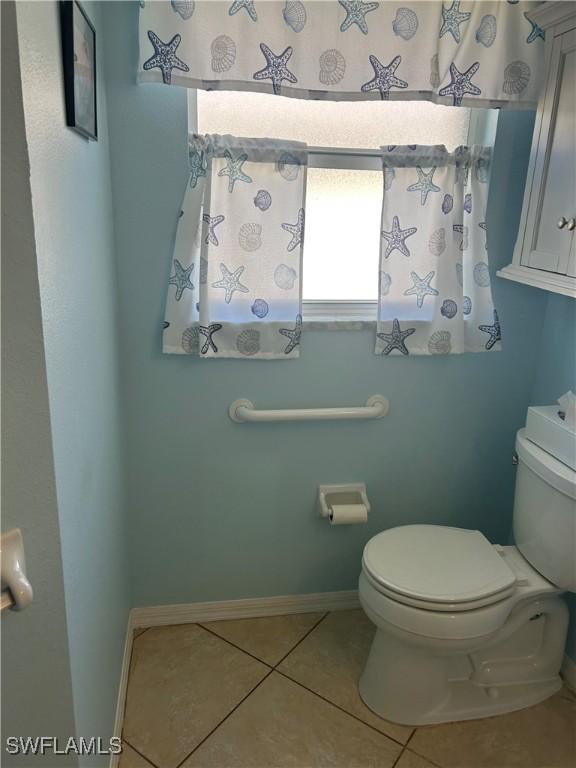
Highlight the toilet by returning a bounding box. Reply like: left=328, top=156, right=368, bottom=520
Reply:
left=358, top=428, right=576, bottom=725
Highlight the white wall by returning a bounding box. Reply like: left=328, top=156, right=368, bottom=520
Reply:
left=9, top=1, right=130, bottom=757
left=1, top=3, right=78, bottom=763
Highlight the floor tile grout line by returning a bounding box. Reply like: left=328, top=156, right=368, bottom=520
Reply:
left=399, top=729, right=446, bottom=768
left=404, top=728, right=417, bottom=749
left=122, top=738, right=161, bottom=768
left=173, top=668, right=275, bottom=768
left=391, top=746, right=408, bottom=768
left=273, top=612, right=329, bottom=668
left=273, top=668, right=411, bottom=749
left=404, top=744, right=444, bottom=768
left=197, top=611, right=329, bottom=670
left=392, top=739, right=446, bottom=768
left=197, top=623, right=276, bottom=669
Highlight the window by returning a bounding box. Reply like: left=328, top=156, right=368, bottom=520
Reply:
left=192, top=91, right=497, bottom=322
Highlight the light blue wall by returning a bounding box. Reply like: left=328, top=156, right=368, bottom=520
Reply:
left=530, top=294, right=576, bottom=406
left=15, top=1, right=129, bottom=757
left=530, top=292, right=576, bottom=662
left=104, top=2, right=549, bottom=608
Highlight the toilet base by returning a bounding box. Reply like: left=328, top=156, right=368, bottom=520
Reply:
left=359, top=665, right=562, bottom=726
left=359, top=594, right=569, bottom=726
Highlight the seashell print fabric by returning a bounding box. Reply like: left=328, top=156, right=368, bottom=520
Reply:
left=163, top=134, right=307, bottom=358
left=139, top=1, right=543, bottom=108
left=376, top=144, right=501, bottom=355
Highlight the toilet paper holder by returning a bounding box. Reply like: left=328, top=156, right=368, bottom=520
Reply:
left=318, top=484, right=370, bottom=519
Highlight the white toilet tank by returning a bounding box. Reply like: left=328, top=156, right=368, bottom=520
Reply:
left=513, top=429, right=576, bottom=592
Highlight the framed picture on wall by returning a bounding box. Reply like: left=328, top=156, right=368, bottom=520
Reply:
left=60, top=1, right=97, bottom=140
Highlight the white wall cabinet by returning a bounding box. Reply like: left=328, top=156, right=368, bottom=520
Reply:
left=499, top=2, right=576, bottom=298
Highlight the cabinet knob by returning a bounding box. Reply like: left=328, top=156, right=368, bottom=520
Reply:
left=557, top=216, right=567, bottom=229
left=567, top=218, right=576, bottom=232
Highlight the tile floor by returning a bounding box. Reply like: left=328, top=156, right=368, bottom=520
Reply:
left=120, top=610, right=576, bottom=768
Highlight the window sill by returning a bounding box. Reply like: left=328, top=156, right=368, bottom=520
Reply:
left=302, top=317, right=376, bottom=331
left=302, top=302, right=377, bottom=329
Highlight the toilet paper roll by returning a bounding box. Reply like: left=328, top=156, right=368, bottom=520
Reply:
left=329, top=504, right=368, bottom=525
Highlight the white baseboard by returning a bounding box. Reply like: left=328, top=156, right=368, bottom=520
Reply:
left=110, top=614, right=134, bottom=768
left=561, top=653, right=576, bottom=692
left=130, top=589, right=360, bottom=628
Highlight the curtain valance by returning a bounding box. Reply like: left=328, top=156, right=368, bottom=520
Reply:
left=139, top=1, right=544, bottom=108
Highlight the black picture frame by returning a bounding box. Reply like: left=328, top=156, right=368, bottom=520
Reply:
left=60, top=0, right=97, bottom=140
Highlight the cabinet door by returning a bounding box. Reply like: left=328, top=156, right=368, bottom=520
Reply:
left=522, top=28, right=575, bottom=274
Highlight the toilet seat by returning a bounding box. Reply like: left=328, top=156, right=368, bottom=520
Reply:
left=362, top=567, right=518, bottom=612
left=360, top=544, right=560, bottom=641
left=362, top=525, right=517, bottom=612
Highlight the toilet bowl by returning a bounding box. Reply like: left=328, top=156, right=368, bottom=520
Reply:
left=358, top=430, right=576, bottom=725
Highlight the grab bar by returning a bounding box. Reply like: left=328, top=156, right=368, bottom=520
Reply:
left=229, top=395, right=389, bottom=423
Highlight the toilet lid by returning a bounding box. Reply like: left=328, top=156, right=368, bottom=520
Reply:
left=362, top=525, right=517, bottom=605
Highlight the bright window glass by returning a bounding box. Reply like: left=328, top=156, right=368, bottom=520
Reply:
left=197, top=91, right=471, bottom=149
left=304, top=168, right=382, bottom=300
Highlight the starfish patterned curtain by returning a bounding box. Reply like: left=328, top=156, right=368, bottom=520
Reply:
left=138, top=1, right=543, bottom=108
left=375, top=144, right=500, bottom=356
left=163, top=134, right=308, bottom=359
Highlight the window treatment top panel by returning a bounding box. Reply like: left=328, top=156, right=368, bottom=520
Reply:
left=138, top=1, right=544, bottom=108
left=191, top=132, right=309, bottom=163
left=380, top=143, right=491, bottom=167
